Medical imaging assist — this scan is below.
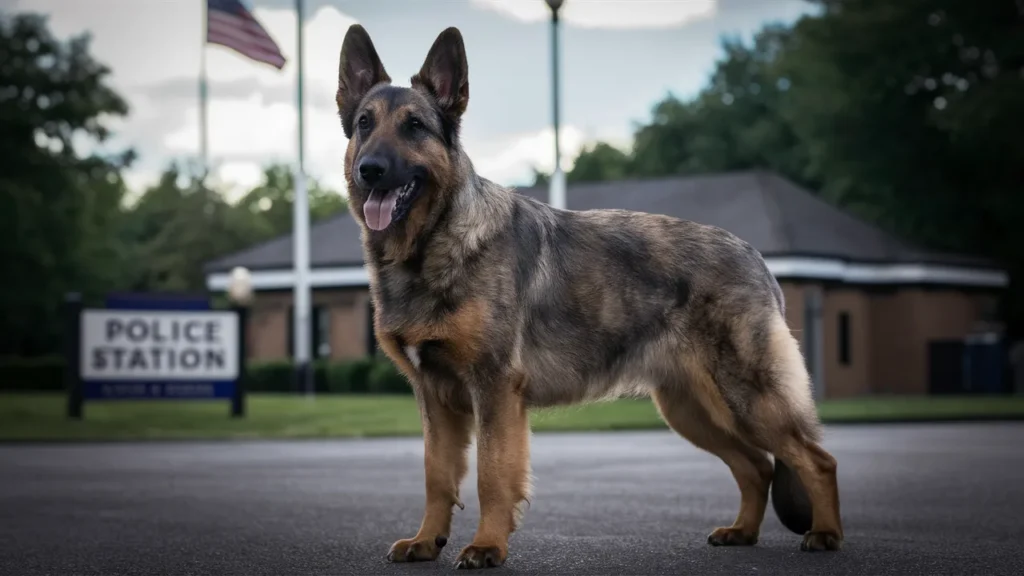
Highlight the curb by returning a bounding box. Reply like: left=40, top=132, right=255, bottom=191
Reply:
left=3, top=416, right=1024, bottom=445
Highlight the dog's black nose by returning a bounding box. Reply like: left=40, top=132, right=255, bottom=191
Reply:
left=358, top=156, right=388, bottom=187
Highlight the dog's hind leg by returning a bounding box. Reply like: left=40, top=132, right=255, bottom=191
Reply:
left=738, top=313, right=844, bottom=551
left=651, top=382, right=774, bottom=546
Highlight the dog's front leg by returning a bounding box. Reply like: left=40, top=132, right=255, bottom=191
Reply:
left=388, top=384, right=473, bottom=563
left=455, top=376, right=532, bottom=570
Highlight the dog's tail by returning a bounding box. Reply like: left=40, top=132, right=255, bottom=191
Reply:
left=770, top=457, right=813, bottom=535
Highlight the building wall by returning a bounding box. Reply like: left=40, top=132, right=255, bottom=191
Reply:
left=776, top=282, right=998, bottom=399
left=246, top=288, right=371, bottom=362
left=868, top=289, right=911, bottom=395
left=248, top=292, right=291, bottom=360
left=822, top=289, right=873, bottom=397
left=868, top=288, right=989, bottom=395
left=326, top=289, right=371, bottom=360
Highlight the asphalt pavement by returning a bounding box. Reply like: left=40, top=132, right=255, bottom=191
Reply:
left=2, top=423, right=1024, bottom=575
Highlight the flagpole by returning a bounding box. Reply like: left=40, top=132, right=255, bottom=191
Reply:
left=199, top=0, right=209, bottom=175
left=292, top=0, right=313, bottom=398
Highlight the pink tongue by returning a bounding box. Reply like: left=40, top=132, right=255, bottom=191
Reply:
left=363, top=190, right=399, bottom=231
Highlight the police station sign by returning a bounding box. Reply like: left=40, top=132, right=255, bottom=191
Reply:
left=75, top=307, right=243, bottom=404
left=63, top=292, right=249, bottom=419
left=82, top=310, right=239, bottom=381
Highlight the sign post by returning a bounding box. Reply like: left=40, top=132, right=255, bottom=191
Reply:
left=231, top=305, right=248, bottom=418
left=65, top=293, right=83, bottom=420
left=66, top=293, right=247, bottom=418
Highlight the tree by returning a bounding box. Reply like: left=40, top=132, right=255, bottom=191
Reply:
left=0, top=13, right=132, bottom=355
left=234, top=163, right=348, bottom=238
left=121, top=162, right=349, bottom=295
left=565, top=142, right=632, bottom=183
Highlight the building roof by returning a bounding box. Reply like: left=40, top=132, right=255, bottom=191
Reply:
left=205, top=170, right=997, bottom=275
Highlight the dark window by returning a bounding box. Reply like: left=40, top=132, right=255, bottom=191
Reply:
left=838, top=312, right=851, bottom=366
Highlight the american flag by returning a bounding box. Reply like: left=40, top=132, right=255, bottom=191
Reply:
left=206, top=0, right=286, bottom=70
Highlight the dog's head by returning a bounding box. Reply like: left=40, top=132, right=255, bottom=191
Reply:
left=336, top=25, right=469, bottom=238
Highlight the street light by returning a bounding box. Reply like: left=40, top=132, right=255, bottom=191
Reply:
left=227, top=266, right=253, bottom=306
left=545, top=0, right=566, bottom=211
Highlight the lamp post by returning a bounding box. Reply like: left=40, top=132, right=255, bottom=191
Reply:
left=227, top=266, right=253, bottom=418
left=545, top=0, right=566, bottom=211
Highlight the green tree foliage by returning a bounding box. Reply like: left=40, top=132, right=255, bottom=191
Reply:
left=234, top=163, right=348, bottom=236
left=0, top=13, right=133, bottom=355
left=120, top=163, right=255, bottom=292
left=121, top=162, right=347, bottom=294
left=567, top=142, right=631, bottom=183
left=780, top=0, right=1024, bottom=255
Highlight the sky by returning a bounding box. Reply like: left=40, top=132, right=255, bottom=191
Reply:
left=8, top=0, right=814, bottom=200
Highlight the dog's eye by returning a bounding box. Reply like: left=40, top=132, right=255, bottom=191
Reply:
left=357, top=114, right=369, bottom=129
left=408, top=117, right=423, bottom=130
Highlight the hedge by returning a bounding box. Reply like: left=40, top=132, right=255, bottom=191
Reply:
left=0, top=355, right=412, bottom=395
left=0, top=356, right=65, bottom=392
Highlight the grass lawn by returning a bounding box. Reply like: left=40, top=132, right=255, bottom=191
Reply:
left=1, top=393, right=1023, bottom=442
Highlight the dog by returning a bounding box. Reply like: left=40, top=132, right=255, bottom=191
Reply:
left=336, top=24, right=844, bottom=570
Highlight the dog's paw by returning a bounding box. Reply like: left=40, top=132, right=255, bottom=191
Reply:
left=707, top=527, right=758, bottom=546
left=454, top=544, right=506, bottom=569
left=386, top=535, right=447, bottom=563
left=800, top=530, right=842, bottom=552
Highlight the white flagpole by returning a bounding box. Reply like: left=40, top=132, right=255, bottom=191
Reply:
left=199, top=0, right=209, bottom=174
left=292, top=0, right=313, bottom=398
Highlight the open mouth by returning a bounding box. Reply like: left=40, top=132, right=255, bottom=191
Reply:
left=362, top=177, right=422, bottom=231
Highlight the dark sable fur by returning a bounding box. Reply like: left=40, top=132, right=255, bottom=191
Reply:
left=337, top=24, right=842, bottom=568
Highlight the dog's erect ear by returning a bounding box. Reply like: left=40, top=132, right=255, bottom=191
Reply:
left=411, top=27, right=469, bottom=121
left=337, top=24, right=391, bottom=139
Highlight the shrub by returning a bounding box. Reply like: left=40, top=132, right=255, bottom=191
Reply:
left=0, top=354, right=411, bottom=396
left=327, top=357, right=375, bottom=394
left=244, top=360, right=331, bottom=393
left=0, top=356, right=65, bottom=392
left=367, top=357, right=411, bottom=394
left=244, top=360, right=294, bottom=392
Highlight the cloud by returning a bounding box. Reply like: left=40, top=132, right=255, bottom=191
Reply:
left=470, top=0, right=716, bottom=29
left=465, top=125, right=596, bottom=186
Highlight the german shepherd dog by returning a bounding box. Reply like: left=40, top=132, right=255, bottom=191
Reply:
left=336, top=24, right=844, bottom=569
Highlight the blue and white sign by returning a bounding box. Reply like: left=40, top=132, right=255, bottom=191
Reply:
left=80, top=309, right=240, bottom=399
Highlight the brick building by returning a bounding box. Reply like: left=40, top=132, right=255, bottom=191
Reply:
left=204, top=171, right=1008, bottom=399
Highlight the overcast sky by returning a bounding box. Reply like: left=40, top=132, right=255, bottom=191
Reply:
left=9, top=0, right=813, bottom=199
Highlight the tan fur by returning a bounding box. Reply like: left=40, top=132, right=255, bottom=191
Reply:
left=390, top=298, right=490, bottom=367
left=678, top=353, right=740, bottom=434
